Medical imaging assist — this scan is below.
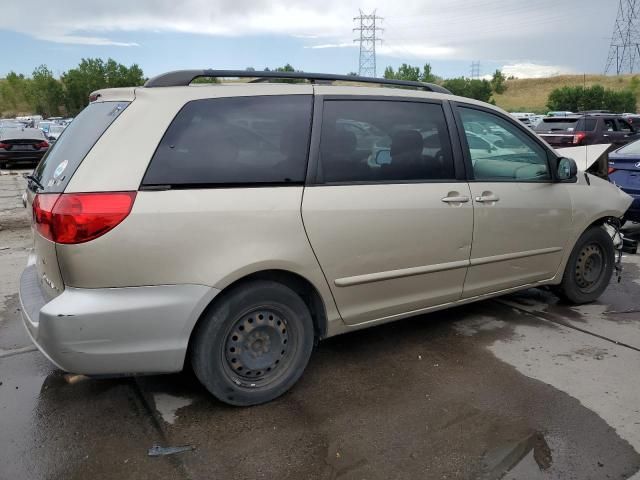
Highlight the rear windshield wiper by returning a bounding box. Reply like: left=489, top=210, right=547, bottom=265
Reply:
left=26, top=174, right=44, bottom=192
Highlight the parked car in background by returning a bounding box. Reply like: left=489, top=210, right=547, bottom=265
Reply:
left=37, top=121, right=54, bottom=135
left=510, top=112, right=536, bottom=128
left=535, top=114, right=640, bottom=147
left=0, top=120, right=24, bottom=130
left=547, top=111, right=574, bottom=117
left=0, top=128, right=49, bottom=169
left=19, top=69, right=632, bottom=407
left=608, top=139, right=640, bottom=223
left=46, top=124, right=66, bottom=143
left=622, top=114, right=640, bottom=126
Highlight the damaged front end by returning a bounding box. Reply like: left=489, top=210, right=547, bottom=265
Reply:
left=603, top=218, right=638, bottom=283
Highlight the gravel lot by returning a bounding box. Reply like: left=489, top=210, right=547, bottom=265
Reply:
left=1, top=167, right=640, bottom=479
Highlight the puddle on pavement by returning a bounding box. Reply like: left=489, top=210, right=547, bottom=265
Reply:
left=152, top=392, right=193, bottom=424
left=484, top=431, right=552, bottom=479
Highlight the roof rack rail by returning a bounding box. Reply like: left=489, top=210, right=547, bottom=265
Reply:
left=144, top=69, right=452, bottom=94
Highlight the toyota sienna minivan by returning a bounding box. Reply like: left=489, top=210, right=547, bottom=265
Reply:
left=20, top=70, right=633, bottom=406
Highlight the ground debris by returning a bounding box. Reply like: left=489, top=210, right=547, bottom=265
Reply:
left=147, top=444, right=195, bottom=457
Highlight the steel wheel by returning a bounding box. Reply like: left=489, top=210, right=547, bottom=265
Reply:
left=222, top=308, right=293, bottom=387
left=574, top=243, right=605, bottom=293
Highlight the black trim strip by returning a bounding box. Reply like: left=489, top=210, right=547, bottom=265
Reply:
left=139, top=182, right=304, bottom=191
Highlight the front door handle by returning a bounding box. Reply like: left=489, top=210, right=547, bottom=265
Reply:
left=441, top=195, right=470, bottom=204
left=475, top=193, right=500, bottom=203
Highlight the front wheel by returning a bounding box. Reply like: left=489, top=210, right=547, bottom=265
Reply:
left=190, top=280, right=314, bottom=406
left=553, top=226, right=615, bottom=304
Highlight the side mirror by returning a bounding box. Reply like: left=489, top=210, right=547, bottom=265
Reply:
left=375, top=149, right=392, bottom=165
left=557, top=156, right=578, bottom=181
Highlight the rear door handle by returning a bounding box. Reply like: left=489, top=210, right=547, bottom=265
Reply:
left=475, top=193, right=500, bottom=203
left=441, top=195, right=469, bottom=203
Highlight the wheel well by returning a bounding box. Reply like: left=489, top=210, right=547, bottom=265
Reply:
left=188, top=270, right=328, bottom=355
left=588, top=216, right=617, bottom=229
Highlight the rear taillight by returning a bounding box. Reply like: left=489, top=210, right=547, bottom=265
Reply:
left=608, top=166, right=617, bottom=175
left=36, top=141, right=49, bottom=149
left=32, top=192, right=136, bottom=244
left=572, top=132, right=586, bottom=144
left=0, top=142, right=8, bottom=149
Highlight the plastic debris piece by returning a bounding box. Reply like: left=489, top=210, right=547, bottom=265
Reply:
left=148, top=444, right=195, bottom=457
left=64, top=374, right=89, bottom=384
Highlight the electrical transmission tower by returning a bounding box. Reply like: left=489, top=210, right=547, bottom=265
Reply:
left=353, top=10, right=383, bottom=77
left=605, top=0, right=640, bottom=74
left=470, top=61, right=481, bottom=79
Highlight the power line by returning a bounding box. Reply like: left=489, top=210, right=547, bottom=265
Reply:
left=605, top=0, right=640, bottom=74
left=353, top=9, right=383, bottom=77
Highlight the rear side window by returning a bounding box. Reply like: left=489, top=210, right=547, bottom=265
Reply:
left=580, top=118, right=597, bottom=131
left=32, top=102, right=129, bottom=193
left=142, top=95, right=312, bottom=187
left=318, top=100, right=455, bottom=183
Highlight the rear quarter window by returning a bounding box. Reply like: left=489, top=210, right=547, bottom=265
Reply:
left=142, top=95, right=313, bottom=187
left=32, top=101, right=129, bottom=192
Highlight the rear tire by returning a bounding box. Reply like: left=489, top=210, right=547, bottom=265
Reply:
left=0, top=161, right=7, bottom=170
left=553, top=226, right=615, bottom=304
left=191, top=280, right=314, bottom=406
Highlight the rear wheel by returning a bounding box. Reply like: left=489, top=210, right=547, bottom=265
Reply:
left=553, top=226, right=614, bottom=304
left=191, top=280, right=314, bottom=406
left=0, top=161, right=7, bottom=170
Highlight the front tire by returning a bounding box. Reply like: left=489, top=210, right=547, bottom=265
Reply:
left=553, top=226, right=615, bottom=304
left=191, top=280, right=314, bottom=406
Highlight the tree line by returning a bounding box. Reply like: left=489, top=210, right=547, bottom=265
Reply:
left=3, top=58, right=637, bottom=117
left=0, top=59, right=145, bottom=117
left=546, top=85, right=637, bottom=113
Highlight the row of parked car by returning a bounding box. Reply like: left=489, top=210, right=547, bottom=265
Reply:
left=0, top=116, right=71, bottom=170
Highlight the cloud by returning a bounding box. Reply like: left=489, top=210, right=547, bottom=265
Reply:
left=306, top=43, right=355, bottom=49
left=501, top=63, right=574, bottom=79
left=36, top=34, right=139, bottom=47
left=378, top=44, right=456, bottom=59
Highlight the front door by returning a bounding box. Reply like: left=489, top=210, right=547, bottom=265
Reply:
left=302, top=98, right=473, bottom=325
left=454, top=105, right=574, bottom=298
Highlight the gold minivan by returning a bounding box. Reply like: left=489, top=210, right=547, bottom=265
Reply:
left=20, top=70, right=633, bottom=405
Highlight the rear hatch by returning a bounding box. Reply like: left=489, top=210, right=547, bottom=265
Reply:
left=609, top=143, right=640, bottom=196
left=535, top=117, right=585, bottom=146
left=26, top=100, right=130, bottom=300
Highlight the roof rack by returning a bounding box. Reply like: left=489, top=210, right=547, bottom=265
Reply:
left=144, top=69, right=452, bottom=94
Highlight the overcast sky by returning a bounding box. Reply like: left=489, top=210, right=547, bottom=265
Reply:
left=0, top=0, right=617, bottom=79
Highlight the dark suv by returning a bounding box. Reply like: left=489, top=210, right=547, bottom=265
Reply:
left=535, top=114, right=640, bottom=148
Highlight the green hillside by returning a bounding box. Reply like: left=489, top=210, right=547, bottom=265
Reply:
left=493, top=74, right=639, bottom=113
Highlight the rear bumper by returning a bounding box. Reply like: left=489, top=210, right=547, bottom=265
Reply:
left=0, top=150, right=46, bottom=164
left=19, top=264, right=219, bottom=375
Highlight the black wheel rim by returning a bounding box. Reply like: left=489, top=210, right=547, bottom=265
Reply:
left=223, top=308, right=292, bottom=387
left=574, top=242, right=606, bottom=293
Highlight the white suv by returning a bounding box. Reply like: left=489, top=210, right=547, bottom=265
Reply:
left=20, top=70, right=633, bottom=406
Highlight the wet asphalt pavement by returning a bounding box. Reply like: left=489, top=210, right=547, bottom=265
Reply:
left=1, top=168, right=640, bottom=479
